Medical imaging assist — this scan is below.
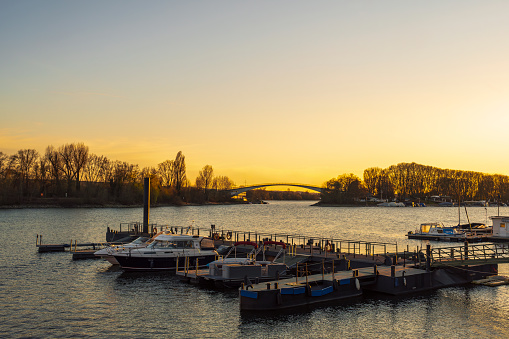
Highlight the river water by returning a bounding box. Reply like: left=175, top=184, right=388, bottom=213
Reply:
left=1, top=201, right=508, bottom=338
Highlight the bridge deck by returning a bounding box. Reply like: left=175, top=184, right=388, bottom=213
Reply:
left=227, top=183, right=323, bottom=196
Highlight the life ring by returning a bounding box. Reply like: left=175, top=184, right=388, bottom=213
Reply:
left=226, top=232, right=232, bottom=240
left=213, top=233, right=220, bottom=241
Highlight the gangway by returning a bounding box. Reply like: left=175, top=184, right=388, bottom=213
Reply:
left=429, top=242, right=509, bottom=267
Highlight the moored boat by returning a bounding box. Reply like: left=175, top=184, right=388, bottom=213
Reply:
left=112, top=231, right=217, bottom=270
left=378, top=201, right=405, bottom=207
left=406, top=222, right=492, bottom=242
left=199, top=240, right=289, bottom=288
left=94, top=235, right=155, bottom=265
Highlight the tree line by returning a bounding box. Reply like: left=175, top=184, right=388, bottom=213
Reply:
left=0, top=143, right=235, bottom=206
left=3, top=145, right=507, bottom=206
left=321, top=162, right=509, bottom=204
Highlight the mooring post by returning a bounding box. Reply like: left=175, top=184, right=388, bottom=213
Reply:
left=426, top=244, right=431, bottom=271
left=143, top=177, right=150, bottom=234
left=464, top=241, right=469, bottom=261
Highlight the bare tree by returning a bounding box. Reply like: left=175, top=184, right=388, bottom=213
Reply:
left=35, top=156, right=50, bottom=196
left=83, top=154, right=109, bottom=183
left=173, top=151, right=186, bottom=195
left=0, top=152, right=8, bottom=181
left=72, top=142, right=89, bottom=191
left=111, top=161, right=139, bottom=185
left=10, top=149, right=39, bottom=198
left=58, top=142, right=89, bottom=192
left=157, top=159, right=174, bottom=187
left=59, top=144, right=75, bottom=193
left=45, top=146, right=63, bottom=195
left=196, top=165, right=213, bottom=190
left=213, top=175, right=234, bottom=190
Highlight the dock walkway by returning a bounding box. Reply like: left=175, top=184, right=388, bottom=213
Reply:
left=429, top=242, right=509, bottom=267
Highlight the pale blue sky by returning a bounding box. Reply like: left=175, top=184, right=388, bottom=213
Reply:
left=2, top=1, right=509, bottom=185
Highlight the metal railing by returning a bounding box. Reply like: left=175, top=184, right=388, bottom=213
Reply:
left=112, top=223, right=398, bottom=259
left=429, top=242, right=509, bottom=266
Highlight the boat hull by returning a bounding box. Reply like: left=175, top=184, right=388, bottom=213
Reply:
left=114, top=254, right=216, bottom=270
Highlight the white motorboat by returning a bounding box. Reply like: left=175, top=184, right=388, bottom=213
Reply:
left=112, top=231, right=217, bottom=270
left=378, top=201, right=405, bottom=207
left=94, top=235, right=155, bottom=265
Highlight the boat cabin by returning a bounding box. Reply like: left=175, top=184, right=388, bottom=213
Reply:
left=490, top=216, right=509, bottom=238
left=146, top=233, right=215, bottom=250
left=418, top=223, right=460, bottom=235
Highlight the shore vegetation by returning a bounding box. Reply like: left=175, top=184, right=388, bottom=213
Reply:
left=2, top=145, right=507, bottom=207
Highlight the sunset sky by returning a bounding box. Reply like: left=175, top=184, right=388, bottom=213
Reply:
left=2, top=1, right=509, bottom=187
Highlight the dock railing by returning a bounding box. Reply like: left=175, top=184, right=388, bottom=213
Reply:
left=429, top=242, right=509, bottom=267
left=112, top=223, right=398, bottom=260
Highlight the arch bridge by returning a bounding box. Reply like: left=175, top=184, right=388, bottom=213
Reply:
left=227, top=183, right=323, bottom=197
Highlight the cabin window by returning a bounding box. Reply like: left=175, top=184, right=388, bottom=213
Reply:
left=149, top=241, right=178, bottom=249
left=501, top=223, right=506, bottom=228
left=437, top=229, right=443, bottom=234
left=174, top=241, right=194, bottom=249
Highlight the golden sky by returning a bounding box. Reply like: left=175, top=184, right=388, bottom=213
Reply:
left=2, top=1, right=509, bottom=187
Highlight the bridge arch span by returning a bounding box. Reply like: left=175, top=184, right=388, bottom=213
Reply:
left=227, top=183, right=322, bottom=197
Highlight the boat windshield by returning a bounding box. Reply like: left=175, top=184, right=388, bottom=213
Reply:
left=131, top=237, right=149, bottom=245
left=420, top=224, right=432, bottom=233
left=147, top=240, right=195, bottom=249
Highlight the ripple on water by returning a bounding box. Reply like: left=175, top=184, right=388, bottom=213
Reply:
left=1, top=203, right=509, bottom=338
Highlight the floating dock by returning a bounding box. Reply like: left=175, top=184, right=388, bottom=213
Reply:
left=36, top=234, right=107, bottom=259
left=239, top=261, right=501, bottom=311
left=240, top=269, right=367, bottom=311
left=37, top=223, right=509, bottom=312
left=406, top=233, right=491, bottom=243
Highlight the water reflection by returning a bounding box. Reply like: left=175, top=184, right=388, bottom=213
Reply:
left=1, top=203, right=509, bottom=338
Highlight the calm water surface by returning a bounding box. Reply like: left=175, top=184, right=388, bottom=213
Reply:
left=1, top=201, right=508, bottom=338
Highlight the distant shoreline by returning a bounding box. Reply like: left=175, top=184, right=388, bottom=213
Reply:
left=0, top=203, right=246, bottom=209
left=1, top=200, right=446, bottom=209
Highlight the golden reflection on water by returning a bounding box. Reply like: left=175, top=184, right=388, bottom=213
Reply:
left=1, top=203, right=509, bottom=338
